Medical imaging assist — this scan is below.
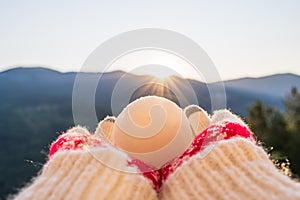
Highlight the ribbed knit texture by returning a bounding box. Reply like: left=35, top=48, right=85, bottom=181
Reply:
left=160, top=138, right=300, bottom=200
left=14, top=147, right=157, bottom=200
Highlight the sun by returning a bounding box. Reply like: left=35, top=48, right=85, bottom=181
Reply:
left=137, top=64, right=177, bottom=80
left=108, top=49, right=202, bottom=81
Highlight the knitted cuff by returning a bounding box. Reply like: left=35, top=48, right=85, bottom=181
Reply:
left=14, top=127, right=158, bottom=200
left=160, top=138, right=300, bottom=200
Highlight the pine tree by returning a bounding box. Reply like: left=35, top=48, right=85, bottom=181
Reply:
left=248, top=100, right=268, bottom=140
left=248, top=87, right=300, bottom=178
left=284, top=87, right=300, bottom=133
left=284, top=87, right=300, bottom=176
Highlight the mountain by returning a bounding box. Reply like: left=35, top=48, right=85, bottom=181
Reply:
left=223, top=73, right=300, bottom=114
left=0, top=67, right=300, bottom=199
left=225, top=73, right=300, bottom=98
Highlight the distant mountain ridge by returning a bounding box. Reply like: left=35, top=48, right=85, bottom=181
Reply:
left=1, top=67, right=300, bottom=115
left=224, top=73, right=300, bottom=98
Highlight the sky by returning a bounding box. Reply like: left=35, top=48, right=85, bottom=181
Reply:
left=0, top=0, right=299, bottom=80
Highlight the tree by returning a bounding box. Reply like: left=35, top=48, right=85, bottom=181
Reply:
left=266, top=107, right=289, bottom=153
left=248, top=101, right=288, bottom=150
left=248, top=87, right=300, bottom=178
left=248, top=100, right=268, bottom=140
left=284, top=87, right=300, bottom=133
left=284, top=87, right=300, bottom=176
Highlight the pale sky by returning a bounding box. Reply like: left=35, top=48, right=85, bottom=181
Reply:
left=0, top=0, right=299, bottom=80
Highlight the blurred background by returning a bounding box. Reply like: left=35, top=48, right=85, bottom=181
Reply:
left=1, top=0, right=300, bottom=199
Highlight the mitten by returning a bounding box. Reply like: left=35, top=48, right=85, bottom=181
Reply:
left=160, top=110, right=300, bottom=200
left=14, top=126, right=158, bottom=200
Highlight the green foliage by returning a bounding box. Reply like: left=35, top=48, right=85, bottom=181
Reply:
left=248, top=87, right=300, bottom=177
left=0, top=100, right=74, bottom=199
left=285, top=87, right=300, bottom=133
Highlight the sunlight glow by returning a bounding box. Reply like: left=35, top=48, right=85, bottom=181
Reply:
left=131, top=76, right=179, bottom=104
left=108, top=49, right=205, bottom=81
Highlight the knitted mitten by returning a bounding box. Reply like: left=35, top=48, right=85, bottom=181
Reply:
left=14, top=126, right=158, bottom=200
left=184, top=104, right=211, bottom=136
left=95, top=116, right=116, bottom=144
left=160, top=110, right=300, bottom=200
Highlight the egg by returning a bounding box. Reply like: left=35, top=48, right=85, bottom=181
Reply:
left=113, top=96, right=194, bottom=168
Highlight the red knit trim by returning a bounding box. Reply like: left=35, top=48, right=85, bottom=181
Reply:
left=161, top=121, right=254, bottom=181
left=48, top=132, right=101, bottom=159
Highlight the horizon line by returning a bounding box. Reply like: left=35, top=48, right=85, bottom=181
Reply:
left=1, top=65, right=300, bottom=82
